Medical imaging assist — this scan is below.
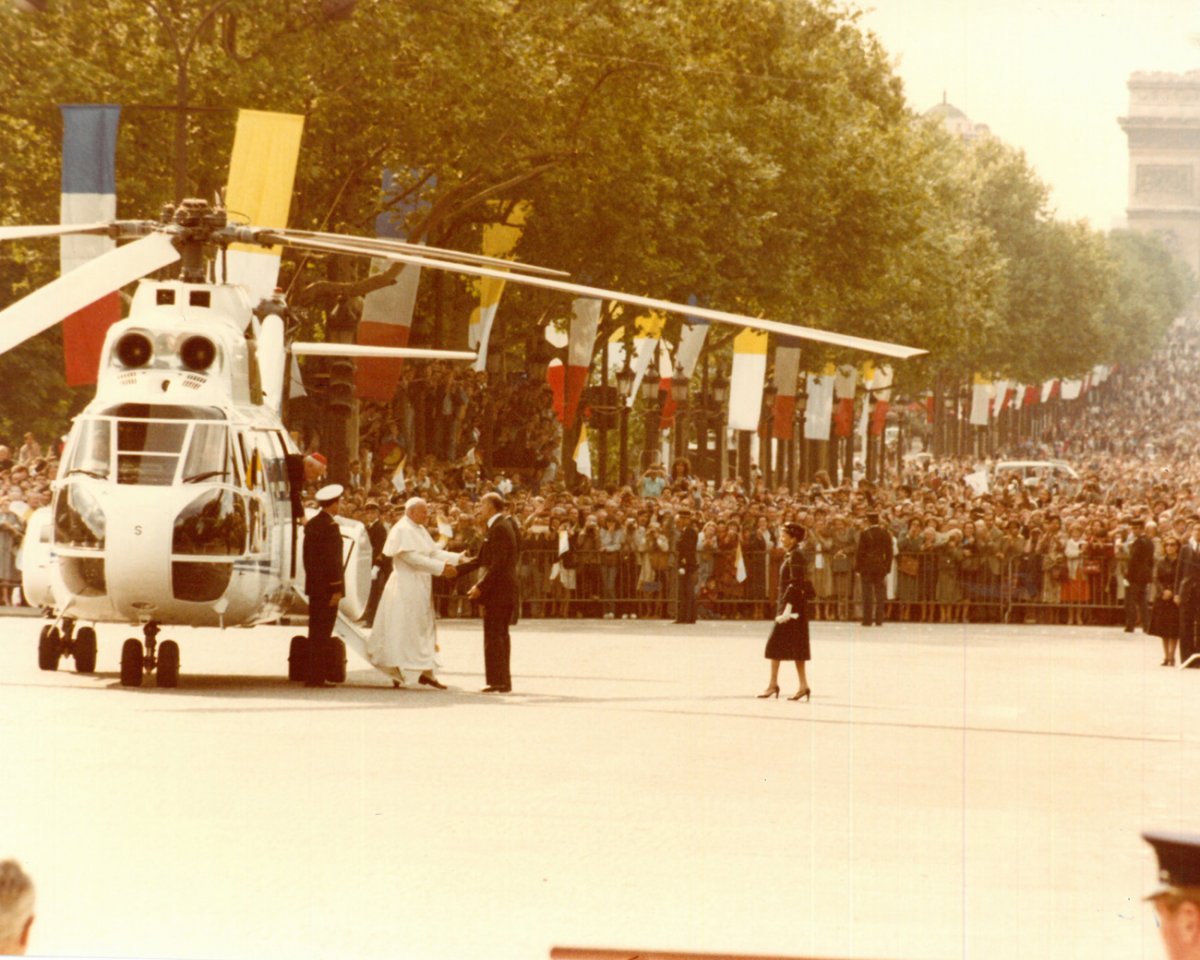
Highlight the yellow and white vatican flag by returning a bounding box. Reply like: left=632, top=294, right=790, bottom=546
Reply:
left=735, top=542, right=747, bottom=583
left=625, top=312, right=666, bottom=406
left=573, top=424, right=592, bottom=479
left=727, top=328, right=769, bottom=431
left=224, top=110, right=305, bottom=303
left=468, top=202, right=529, bottom=372
left=969, top=373, right=992, bottom=426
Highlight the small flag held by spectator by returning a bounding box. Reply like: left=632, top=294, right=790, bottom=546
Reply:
left=735, top=542, right=747, bottom=583
left=391, top=456, right=407, bottom=495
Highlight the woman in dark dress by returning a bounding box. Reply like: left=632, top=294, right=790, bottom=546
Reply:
left=758, top=522, right=814, bottom=702
left=1149, top=536, right=1181, bottom=666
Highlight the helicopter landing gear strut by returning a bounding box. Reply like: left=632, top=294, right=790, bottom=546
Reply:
left=119, top=622, right=180, bottom=688
left=37, top=617, right=98, bottom=674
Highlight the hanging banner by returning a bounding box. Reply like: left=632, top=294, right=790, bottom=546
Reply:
left=356, top=168, right=427, bottom=401
left=468, top=202, right=528, bottom=373
left=625, top=312, right=665, bottom=407
left=833, top=365, right=857, bottom=438
left=564, top=298, right=599, bottom=427
left=573, top=423, right=592, bottom=478
left=868, top=363, right=894, bottom=437
left=804, top=366, right=836, bottom=441
left=970, top=374, right=992, bottom=426
left=727, top=329, right=768, bottom=431
left=224, top=110, right=305, bottom=304
left=771, top=337, right=801, bottom=440
left=60, top=104, right=121, bottom=387
left=546, top=358, right=565, bottom=423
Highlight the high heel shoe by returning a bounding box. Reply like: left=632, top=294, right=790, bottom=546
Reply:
left=788, top=687, right=811, bottom=702
left=757, top=685, right=780, bottom=699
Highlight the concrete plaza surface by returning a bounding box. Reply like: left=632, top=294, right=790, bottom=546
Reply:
left=1, top=614, right=1197, bottom=960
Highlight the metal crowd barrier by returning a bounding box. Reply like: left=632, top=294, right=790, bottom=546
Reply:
left=430, top=547, right=1136, bottom=626
left=1, top=549, right=1138, bottom=627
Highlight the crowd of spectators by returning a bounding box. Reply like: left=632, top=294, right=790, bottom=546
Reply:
left=0, top=435, right=56, bottom=605
left=326, top=319, right=1200, bottom=628
left=9, top=319, right=1200, bottom=632
left=356, top=363, right=560, bottom=490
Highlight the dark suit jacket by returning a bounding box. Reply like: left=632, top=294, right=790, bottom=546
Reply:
left=303, top=509, right=345, bottom=597
left=459, top=514, right=519, bottom=607
left=1127, top=535, right=1155, bottom=584
left=366, top=520, right=387, bottom=569
left=676, top=526, right=698, bottom=573
left=1175, top=542, right=1200, bottom=602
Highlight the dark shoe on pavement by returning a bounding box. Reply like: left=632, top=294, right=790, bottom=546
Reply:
left=419, top=674, right=447, bottom=690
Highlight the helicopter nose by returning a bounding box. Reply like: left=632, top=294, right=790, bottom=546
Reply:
left=104, top=509, right=171, bottom=617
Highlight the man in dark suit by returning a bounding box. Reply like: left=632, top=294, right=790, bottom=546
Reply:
left=1175, top=521, right=1200, bottom=667
left=303, top=484, right=346, bottom=687
left=361, top=501, right=388, bottom=627
left=854, top=511, right=893, bottom=627
left=1124, top=519, right=1155, bottom=632
left=673, top=510, right=698, bottom=624
left=458, top=492, right=519, bottom=692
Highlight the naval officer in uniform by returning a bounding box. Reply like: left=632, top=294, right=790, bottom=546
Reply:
left=303, top=484, right=345, bottom=687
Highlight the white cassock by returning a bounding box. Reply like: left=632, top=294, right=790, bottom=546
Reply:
left=367, top=517, right=464, bottom=676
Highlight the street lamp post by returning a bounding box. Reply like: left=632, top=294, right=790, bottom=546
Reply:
left=796, top=382, right=808, bottom=485
left=670, top=362, right=689, bottom=463
left=640, top=365, right=661, bottom=472
left=760, top=380, right=778, bottom=490
left=615, top=355, right=635, bottom=487
left=711, top=369, right=729, bottom=485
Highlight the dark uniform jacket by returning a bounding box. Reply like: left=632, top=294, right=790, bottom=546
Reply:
left=303, top=510, right=345, bottom=598
left=676, top=526, right=698, bottom=573
left=854, top=524, right=894, bottom=577
left=459, top=514, right=519, bottom=606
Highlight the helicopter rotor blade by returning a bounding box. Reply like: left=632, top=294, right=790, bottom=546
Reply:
left=270, top=229, right=570, bottom=278
left=0, top=233, right=180, bottom=355
left=267, top=233, right=927, bottom=360
left=0, top=222, right=114, bottom=241
left=290, top=343, right=477, bottom=361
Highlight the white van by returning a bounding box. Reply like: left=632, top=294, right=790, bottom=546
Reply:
left=992, top=459, right=1080, bottom=492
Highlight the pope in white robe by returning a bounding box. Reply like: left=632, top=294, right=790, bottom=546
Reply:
left=367, top=498, right=464, bottom=687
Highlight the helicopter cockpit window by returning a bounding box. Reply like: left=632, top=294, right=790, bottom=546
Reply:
left=63, top=419, right=112, bottom=480
left=181, top=423, right=233, bottom=485
left=172, top=488, right=247, bottom=557
left=115, top=419, right=186, bottom=486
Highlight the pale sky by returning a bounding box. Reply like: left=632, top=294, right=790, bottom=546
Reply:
left=855, top=0, right=1200, bottom=229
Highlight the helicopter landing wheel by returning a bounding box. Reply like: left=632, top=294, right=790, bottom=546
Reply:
left=288, top=635, right=309, bottom=682
left=119, top=638, right=143, bottom=687
left=37, top=625, right=62, bottom=671
left=74, top=627, right=98, bottom=674
left=156, top=640, right=180, bottom=688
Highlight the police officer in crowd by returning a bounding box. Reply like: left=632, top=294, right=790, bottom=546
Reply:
left=1145, top=830, right=1200, bottom=959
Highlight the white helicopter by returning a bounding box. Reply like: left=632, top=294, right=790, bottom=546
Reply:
left=0, top=197, right=924, bottom=689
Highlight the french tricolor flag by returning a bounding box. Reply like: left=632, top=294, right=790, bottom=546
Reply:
left=60, top=104, right=121, bottom=387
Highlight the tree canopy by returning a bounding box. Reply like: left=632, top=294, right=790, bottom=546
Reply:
left=0, top=0, right=1193, bottom=441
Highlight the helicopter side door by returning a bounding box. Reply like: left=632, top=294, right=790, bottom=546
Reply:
left=237, top=427, right=295, bottom=617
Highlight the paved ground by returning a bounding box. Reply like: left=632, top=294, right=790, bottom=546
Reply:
left=1, top=613, right=1197, bottom=960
